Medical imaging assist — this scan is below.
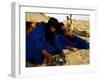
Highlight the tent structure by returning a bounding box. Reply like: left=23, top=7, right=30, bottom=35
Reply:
left=26, top=12, right=49, bottom=23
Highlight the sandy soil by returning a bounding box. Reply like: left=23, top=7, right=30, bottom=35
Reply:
left=63, top=19, right=90, bottom=65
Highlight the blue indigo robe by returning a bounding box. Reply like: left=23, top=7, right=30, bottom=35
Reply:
left=26, top=22, right=46, bottom=64
left=26, top=22, right=64, bottom=64
left=67, top=34, right=89, bottom=49
left=57, top=34, right=89, bottom=49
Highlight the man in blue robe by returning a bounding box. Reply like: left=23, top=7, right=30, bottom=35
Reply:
left=26, top=18, right=65, bottom=65
left=26, top=22, right=46, bottom=64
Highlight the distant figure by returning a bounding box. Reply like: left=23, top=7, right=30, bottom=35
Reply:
left=66, top=14, right=89, bottom=37
left=66, top=15, right=74, bottom=36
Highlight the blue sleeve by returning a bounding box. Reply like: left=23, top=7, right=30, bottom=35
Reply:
left=58, top=34, right=71, bottom=47
left=30, top=22, right=46, bottom=51
left=54, top=35, right=63, bottom=52
left=31, top=22, right=45, bottom=40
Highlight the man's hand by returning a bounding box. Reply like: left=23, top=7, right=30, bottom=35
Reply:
left=60, top=51, right=65, bottom=58
left=42, top=50, right=53, bottom=63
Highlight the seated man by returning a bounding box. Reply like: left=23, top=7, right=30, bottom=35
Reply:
left=26, top=18, right=66, bottom=65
